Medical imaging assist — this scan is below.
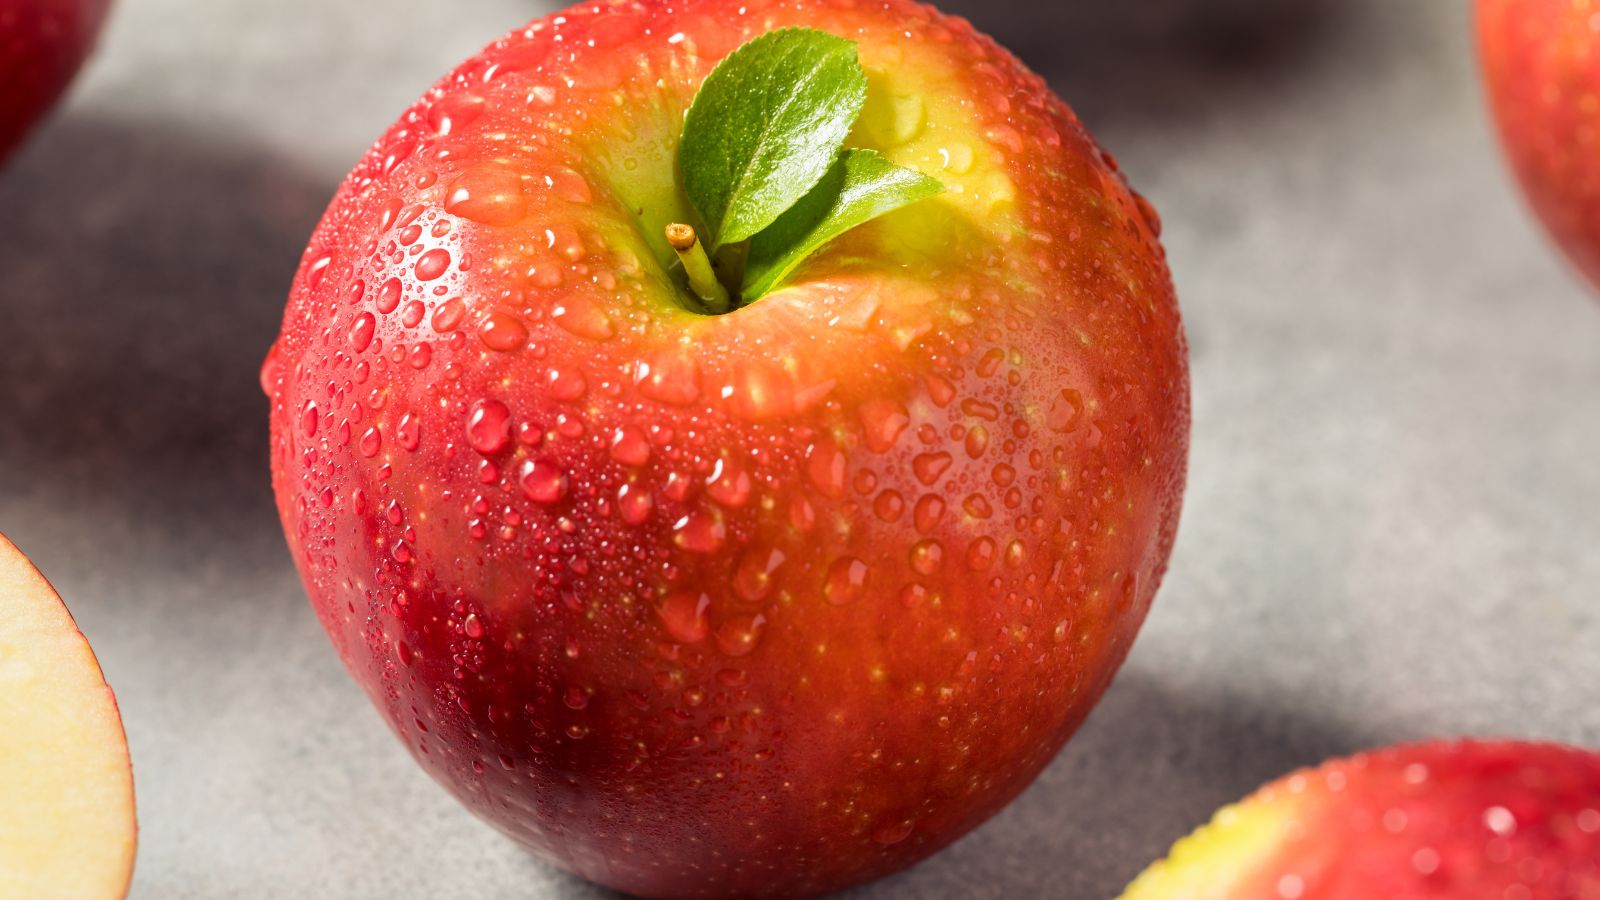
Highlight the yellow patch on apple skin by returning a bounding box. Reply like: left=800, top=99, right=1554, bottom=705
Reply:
left=0, top=534, right=137, bottom=900
left=1118, top=791, right=1305, bottom=900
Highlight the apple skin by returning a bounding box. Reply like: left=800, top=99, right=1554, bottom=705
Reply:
left=263, top=0, right=1188, bottom=895
left=1478, top=0, right=1600, bottom=292
left=0, top=0, right=111, bottom=163
left=1122, top=740, right=1600, bottom=900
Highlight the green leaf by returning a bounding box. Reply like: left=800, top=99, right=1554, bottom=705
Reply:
left=742, top=149, right=945, bottom=298
left=679, top=28, right=868, bottom=249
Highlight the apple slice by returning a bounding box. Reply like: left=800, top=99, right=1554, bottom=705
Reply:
left=0, top=533, right=136, bottom=899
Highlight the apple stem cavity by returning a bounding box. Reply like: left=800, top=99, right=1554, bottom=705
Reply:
left=675, top=27, right=945, bottom=311
left=666, top=223, right=731, bottom=313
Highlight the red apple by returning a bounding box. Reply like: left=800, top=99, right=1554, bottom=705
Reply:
left=1478, top=0, right=1600, bottom=292
left=1121, top=740, right=1600, bottom=899
left=0, top=532, right=137, bottom=898
left=263, top=0, right=1188, bottom=895
left=0, top=0, right=111, bottom=163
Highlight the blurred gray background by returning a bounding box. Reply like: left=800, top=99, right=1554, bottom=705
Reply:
left=1, top=0, right=1596, bottom=897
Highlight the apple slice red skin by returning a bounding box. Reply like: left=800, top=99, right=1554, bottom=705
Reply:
left=264, top=1, right=1188, bottom=896
left=1479, top=0, right=1600, bottom=294
left=0, top=0, right=112, bottom=164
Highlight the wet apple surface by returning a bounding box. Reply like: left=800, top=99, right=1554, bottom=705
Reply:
left=263, top=0, right=1188, bottom=896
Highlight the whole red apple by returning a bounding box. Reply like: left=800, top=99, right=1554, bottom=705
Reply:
left=1122, top=739, right=1600, bottom=899
left=263, top=0, right=1188, bottom=896
left=0, top=0, right=111, bottom=163
left=1478, top=0, right=1600, bottom=292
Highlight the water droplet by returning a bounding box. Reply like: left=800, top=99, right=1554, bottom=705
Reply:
left=431, top=298, right=466, bottom=333
left=899, top=583, right=928, bottom=608
left=466, top=400, right=513, bottom=455
left=859, top=398, right=909, bottom=453
left=657, top=591, right=710, bottom=643
left=359, top=427, right=382, bottom=458
left=965, top=425, right=989, bottom=459
left=909, top=540, right=944, bottom=575
left=914, top=495, right=944, bottom=532
left=258, top=343, right=282, bottom=396
left=396, top=413, right=420, bottom=451
left=407, top=343, right=433, bottom=369
left=463, top=613, right=485, bottom=638
left=479, top=312, right=529, bottom=352
left=426, top=92, right=486, bottom=136
left=300, top=401, right=319, bottom=437
left=546, top=166, right=592, bottom=203
left=564, top=686, right=591, bottom=710
left=672, top=510, right=725, bottom=554
left=349, top=312, right=376, bottom=352
left=636, top=354, right=700, bottom=406
left=519, top=458, right=567, bottom=503
left=609, top=426, right=651, bottom=466
left=912, top=452, right=952, bottom=485
left=966, top=537, right=996, bottom=571
left=617, top=483, right=653, bottom=524
left=715, top=614, right=766, bottom=657
left=963, top=494, right=992, bottom=519
left=706, top=459, right=752, bottom=508
left=415, top=248, right=452, bottom=281
left=552, top=297, right=615, bottom=340
left=825, top=557, right=870, bottom=605
left=873, top=490, right=904, bottom=522
left=807, top=442, right=848, bottom=498
left=400, top=299, right=426, bottom=328
left=733, top=547, right=786, bottom=602
left=445, top=166, right=528, bottom=226
left=377, top=278, right=402, bottom=314
left=1048, top=389, right=1084, bottom=433
left=873, top=818, right=914, bottom=845
left=547, top=368, right=586, bottom=401
left=1132, top=190, right=1163, bottom=236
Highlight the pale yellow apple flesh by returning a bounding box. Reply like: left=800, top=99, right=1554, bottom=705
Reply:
left=0, top=534, right=136, bottom=899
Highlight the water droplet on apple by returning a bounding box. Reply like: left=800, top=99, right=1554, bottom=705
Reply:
left=859, top=398, right=910, bottom=453
left=912, top=452, right=952, bottom=485
left=899, top=583, right=928, bottom=608
left=547, top=368, right=586, bottom=400
left=426, top=92, right=485, bottom=136
left=401, top=299, right=426, bottom=328
left=300, top=401, right=319, bottom=437
left=705, top=459, right=752, bottom=508
left=873, top=818, right=914, bottom=845
left=545, top=166, right=592, bottom=204
left=519, top=459, right=567, bottom=503
left=377, top=277, right=403, bottom=314
left=909, top=540, right=944, bottom=575
left=445, top=166, right=528, bottom=226
left=873, top=490, right=904, bottom=522
left=733, top=547, right=786, bottom=602
left=349, top=312, right=376, bottom=352
left=396, top=413, right=420, bottom=451
left=431, top=298, right=466, bottom=333
left=914, top=495, right=945, bottom=532
left=824, top=557, right=870, bottom=606
left=658, top=590, right=710, bottom=643
left=966, top=537, right=996, bottom=571
left=462, top=613, right=485, bottom=638
left=609, top=426, right=650, bottom=466
left=715, top=614, right=766, bottom=657
left=466, top=400, right=512, bottom=455
left=672, top=510, right=725, bottom=554
left=479, top=312, right=529, bottom=352
left=617, top=484, right=653, bottom=525
left=415, top=248, right=452, bottom=281
left=359, top=426, right=382, bottom=458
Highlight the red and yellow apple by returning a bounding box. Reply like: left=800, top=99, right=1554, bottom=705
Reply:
left=264, top=0, right=1188, bottom=895
left=1478, top=0, right=1600, bottom=292
left=0, top=0, right=111, bottom=163
left=0, top=533, right=136, bottom=899
left=1122, top=740, right=1600, bottom=899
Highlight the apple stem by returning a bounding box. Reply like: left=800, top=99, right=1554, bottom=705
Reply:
left=666, top=223, right=730, bottom=314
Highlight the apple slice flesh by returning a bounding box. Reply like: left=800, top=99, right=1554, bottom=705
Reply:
left=0, top=534, right=136, bottom=899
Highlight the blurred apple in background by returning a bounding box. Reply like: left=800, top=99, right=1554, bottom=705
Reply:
left=0, top=0, right=111, bottom=163
left=1479, top=0, right=1600, bottom=293
left=264, top=0, right=1188, bottom=895
left=1122, top=740, right=1600, bottom=899
left=0, top=533, right=136, bottom=899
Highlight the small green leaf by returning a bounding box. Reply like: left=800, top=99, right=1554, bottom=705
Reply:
left=742, top=149, right=945, bottom=298
left=679, top=28, right=867, bottom=249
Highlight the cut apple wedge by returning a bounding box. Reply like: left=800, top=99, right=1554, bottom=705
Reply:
left=0, top=533, right=136, bottom=899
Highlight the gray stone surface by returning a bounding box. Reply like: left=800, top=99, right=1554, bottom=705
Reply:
left=1, top=1, right=1596, bottom=897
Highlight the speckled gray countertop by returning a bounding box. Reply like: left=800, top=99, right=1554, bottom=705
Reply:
left=1, top=1, right=1596, bottom=897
